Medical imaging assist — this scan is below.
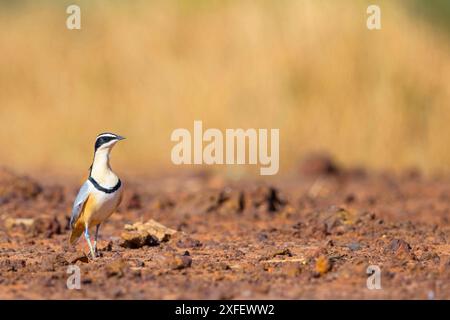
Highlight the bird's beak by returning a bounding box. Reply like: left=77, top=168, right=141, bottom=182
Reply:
left=116, top=135, right=126, bottom=141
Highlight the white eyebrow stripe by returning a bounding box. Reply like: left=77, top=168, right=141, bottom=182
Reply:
left=96, top=133, right=117, bottom=139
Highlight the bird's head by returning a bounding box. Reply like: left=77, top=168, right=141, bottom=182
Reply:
left=94, top=132, right=125, bottom=153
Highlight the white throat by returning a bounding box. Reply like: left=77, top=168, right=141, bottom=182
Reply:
left=90, top=148, right=118, bottom=187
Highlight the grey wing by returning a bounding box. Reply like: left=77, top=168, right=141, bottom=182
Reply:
left=69, top=181, right=92, bottom=228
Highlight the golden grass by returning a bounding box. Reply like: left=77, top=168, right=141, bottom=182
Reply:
left=0, top=0, right=449, bottom=177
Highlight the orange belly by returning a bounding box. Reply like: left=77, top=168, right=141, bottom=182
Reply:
left=69, top=190, right=122, bottom=245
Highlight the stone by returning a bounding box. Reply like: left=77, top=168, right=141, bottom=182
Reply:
left=314, top=255, right=331, bottom=276
left=121, top=230, right=159, bottom=248
left=65, top=251, right=89, bottom=264
left=124, top=219, right=177, bottom=243
left=106, top=259, right=128, bottom=278
left=169, top=252, right=192, bottom=270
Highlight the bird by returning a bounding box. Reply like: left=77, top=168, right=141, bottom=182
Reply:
left=69, top=132, right=125, bottom=258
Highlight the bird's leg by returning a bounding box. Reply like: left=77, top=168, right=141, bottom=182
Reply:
left=84, top=227, right=96, bottom=259
left=94, top=224, right=100, bottom=256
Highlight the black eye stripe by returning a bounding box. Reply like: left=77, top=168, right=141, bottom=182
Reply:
left=95, top=136, right=115, bottom=150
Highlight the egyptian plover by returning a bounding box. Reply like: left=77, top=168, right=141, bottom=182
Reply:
left=69, top=133, right=125, bottom=258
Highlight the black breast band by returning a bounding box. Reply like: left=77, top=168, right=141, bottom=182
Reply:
left=88, top=176, right=121, bottom=194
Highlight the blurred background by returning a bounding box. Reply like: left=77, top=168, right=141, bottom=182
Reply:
left=0, top=0, right=449, bottom=177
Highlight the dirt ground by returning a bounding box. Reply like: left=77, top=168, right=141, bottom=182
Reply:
left=0, top=156, right=449, bottom=299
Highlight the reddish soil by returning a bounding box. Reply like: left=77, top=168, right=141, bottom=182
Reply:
left=0, top=157, right=449, bottom=299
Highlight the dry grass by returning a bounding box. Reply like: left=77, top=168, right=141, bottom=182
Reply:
left=0, top=0, right=449, bottom=177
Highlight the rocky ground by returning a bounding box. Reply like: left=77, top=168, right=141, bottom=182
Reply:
left=0, top=155, right=449, bottom=299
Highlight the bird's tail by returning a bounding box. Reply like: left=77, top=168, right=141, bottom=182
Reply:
left=69, top=226, right=84, bottom=245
